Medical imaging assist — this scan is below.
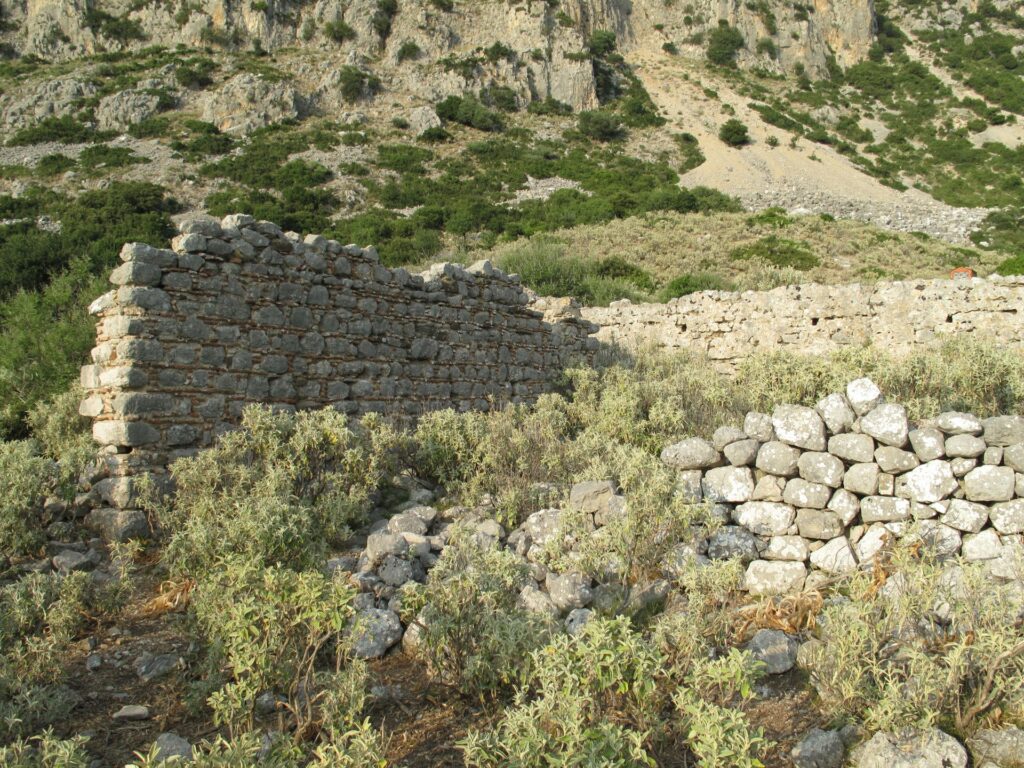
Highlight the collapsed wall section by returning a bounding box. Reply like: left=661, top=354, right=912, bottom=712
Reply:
left=80, top=214, right=597, bottom=512
left=582, top=276, right=1024, bottom=370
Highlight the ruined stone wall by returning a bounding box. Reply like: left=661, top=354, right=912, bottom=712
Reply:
left=79, top=215, right=597, bottom=512
left=581, top=275, right=1024, bottom=369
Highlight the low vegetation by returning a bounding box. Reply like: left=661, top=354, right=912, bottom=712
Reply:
left=2, top=339, right=1021, bottom=765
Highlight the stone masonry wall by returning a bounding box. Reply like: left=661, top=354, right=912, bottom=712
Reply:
left=581, top=275, right=1024, bottom=370
left=79, top=214, right=597, bottom=513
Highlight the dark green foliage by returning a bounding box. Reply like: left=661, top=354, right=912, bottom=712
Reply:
left=84, top=10, right=147, bottom=43
left=436, top=95, right=504, bottom=132
left=419, top=126, right=451, bottom=142
left=756, top=38, right=776, bottom=57
left=77, top=145, right=147, bottom=174
left=337, top=66, right=381, bottom=102
left=527, top=98, right=573, bottom=116
left=430, top=0, right=454, bottom=10
left=972, top=207, right=1024, bottom=254
left=397, top=40, right=421, bottom=62
left=494, top=247, right=656, bottom=305
left=484, top=42, right=516, bottom=63
left=588, top=30, right=617, bottom=58
left=324, top=20, right=357, bottom=43
left=328, top=135, right=738, bottom=265
left=616, top=77, right=666, bottom=128
left=718, top=118, right=750, bottom=146
left=0, top=183, right=175, bottom=435
left=372, top=0, right=399, bottom=40
left=663, top=42, right=679, bottom=55
left=7, top=116, right=106, bottom=146
left=484, top=86, right=518, bottom=112
left=729, top=235, right=819, bottom=270
left=674, top=132, right=705, bottom=172
left=175, top=59, right=217, bottom=89
left=707, top=22, right=745, bottom=67
left=660, top=272, right=733, bottom=300
left=171, top=121, right=236, bottom=159
left=995, top=254, right=1024, bottom=276
left=747, top=206, right=792, bottom=228
left=577, top=110, right=624, bottom=141
left=35, top=154, right=76, bottom=177
left=375, top=143, right=434, bottom=174
left=129, top=114, right=173, bottom=138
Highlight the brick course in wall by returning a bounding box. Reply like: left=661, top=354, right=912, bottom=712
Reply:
left=80, top=215, right=598, bottom=510
left=582, top=275, right=1024, bottom=369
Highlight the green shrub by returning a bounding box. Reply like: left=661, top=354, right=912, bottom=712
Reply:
left=418, top=125, right=451, bottom=142
left=7, top=117, right=102, bottom=147
left=175, top=59, right=217, bottom=89
left=802, top=545, right=1024, bottom=736
left=718, top=118, right=750, bottom=146
left=547, top=446, right=711, bottom=612
left=729, top=234, right=818, bottom=270
left=76, top=144, right=147, bottom=174
left=663, top=42, right=678, bottom=55
left=34, top=154, right=76, bottom=177
left=396, top=39, right=420, bottom=62
left=323, top=20, right=357, bottom=43
left=527, top=98, right=573, bottom=116
left=0, top=571, right=124, bottom=739
left=588, top=30, right=617, bottom=58
left=192, top=557, right=358, bottom=734
left=153, top=406, right=400, bottom=579
left=0, top=731, right=91, bottom=767
left=436, top=95, right=504, bottom=132
left=483, top=42, right=516, bottom=63
left=430, top=0, right=454, bottom=10
left=660, top=272, right=732, bottom=300
left=410, top=529, right=551, bottom=694
left=707, top=22, right=745, bottom=66
left=995, top=253, right=1024, bottom=275
left=577, top=110, right=624, bottom=141
left=493, top=240, right=656, bottom=305
left=337, top=66, right=381, bottom=103
left=461, top=617, right=663, bottom=766
left=375, top=143, right=433, bottom=173
left=371, top=0, right=398, bottom=40
left=484, top=85, right=518, bottom=112
left=746, top=206, right=792, bottom=228
left=0, top=440, right=53, bottom=556
left=26, top=387, right=93, bottom=489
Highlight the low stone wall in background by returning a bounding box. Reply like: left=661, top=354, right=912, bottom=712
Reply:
left=79, top=215, right=597, bottom=517
left=582, top=275, right=1024, bottom=370
left=661, top=378, right=1024, bottom=594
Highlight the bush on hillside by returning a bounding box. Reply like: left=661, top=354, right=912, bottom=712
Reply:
left=323, top=20, right=356, bottom=43
left=995, top=253, right=1024, bottom=275
left=718, top=118, right=750, bottom=147
left=435, top=95, right=504, bottom=132
left=707, top=22, right=745, bottom=66
left=729, top=234, right=818, bottom=270
left=577, top=110, right=625, bottom=141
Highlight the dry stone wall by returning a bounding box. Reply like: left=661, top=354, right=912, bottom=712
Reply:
left=582, top=276, right=1024, bottom=371
left=660, top=379, right=1024, bottom=595
left=79, top=214, right=597, bottom=512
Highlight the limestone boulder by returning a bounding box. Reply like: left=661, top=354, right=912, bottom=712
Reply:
left=860, top=403, right=909, bottom=448
left=772, top=405, right=827, bottom=451
left=661, top=437, right=720, bottom=470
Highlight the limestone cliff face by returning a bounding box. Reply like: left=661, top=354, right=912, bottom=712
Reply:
left=0, top=0, right=876, bottom=96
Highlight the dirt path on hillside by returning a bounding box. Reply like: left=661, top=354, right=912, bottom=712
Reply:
left=625, top=49, right=990, bottom=243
